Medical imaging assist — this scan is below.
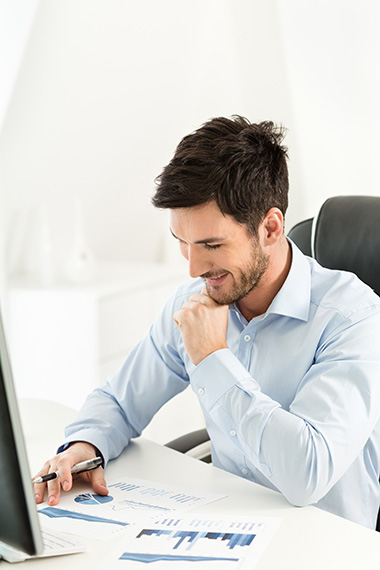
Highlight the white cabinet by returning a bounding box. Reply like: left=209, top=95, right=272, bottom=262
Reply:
left=7, top=262, right=205, bottom=444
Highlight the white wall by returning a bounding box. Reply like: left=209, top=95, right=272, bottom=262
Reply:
left=0, top=0, right=39, bottom=304
left=276, top=0, right=380, bottom=218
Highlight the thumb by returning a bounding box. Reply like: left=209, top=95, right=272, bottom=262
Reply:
left=86, top=467, right=108, bottom=496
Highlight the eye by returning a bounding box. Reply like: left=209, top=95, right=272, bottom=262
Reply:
left=204, top=243, right=222, bottom=250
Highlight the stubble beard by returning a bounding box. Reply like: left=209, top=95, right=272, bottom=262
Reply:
left=203, top=244, right=269, bottom=306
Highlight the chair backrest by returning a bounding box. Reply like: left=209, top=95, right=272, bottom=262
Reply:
left=288, top=195, right=380, bottom=296
left=288, top=194, right=380, bottom=532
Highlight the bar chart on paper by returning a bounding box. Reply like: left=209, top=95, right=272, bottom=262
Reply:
left=103, top=514, right=282, bottom=569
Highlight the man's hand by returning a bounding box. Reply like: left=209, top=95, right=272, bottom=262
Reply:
left=173, top=288, right=229, bottom=365
left=33, top=441, right=108, bottom=506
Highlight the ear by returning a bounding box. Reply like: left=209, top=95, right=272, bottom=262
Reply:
left=261, top=208, right=284, bottom=244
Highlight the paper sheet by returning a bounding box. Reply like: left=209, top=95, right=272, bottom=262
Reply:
left=97, top=513, right=282, bottom=569
left=38, top=475, right=225, bottom=540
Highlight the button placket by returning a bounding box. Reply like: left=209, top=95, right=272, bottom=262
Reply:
left=238, top=325, right=256, bottom=368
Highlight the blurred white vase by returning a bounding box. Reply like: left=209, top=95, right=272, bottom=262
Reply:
left=37, top=204, right=55, bottom=287
left=64, top=200, right=96, bottom=284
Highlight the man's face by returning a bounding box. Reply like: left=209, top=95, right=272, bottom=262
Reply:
left=170, top=201, right=269, bottom=306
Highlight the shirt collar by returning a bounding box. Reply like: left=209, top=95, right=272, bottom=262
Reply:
left=230, top=239, right=311, bottom=323
left=266, top=239, right=311, bottom=321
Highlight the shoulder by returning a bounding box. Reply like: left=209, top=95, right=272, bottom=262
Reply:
left=170, top=277, right=205, bottom=308
left=307, top=256, right=380, bottom=320
left=174, top=277, right=205, bottom=302
left=153, top=277, right=204, bottom=323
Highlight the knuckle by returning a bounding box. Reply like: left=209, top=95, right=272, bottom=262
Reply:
left=56, top=454, right=67, bottom=467
left=42, top=458, right=53, bottom=471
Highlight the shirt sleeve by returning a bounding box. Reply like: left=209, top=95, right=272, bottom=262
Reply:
left=60, top=292, right=190, bottom=465
left=190, top=306, right=380, bottom=506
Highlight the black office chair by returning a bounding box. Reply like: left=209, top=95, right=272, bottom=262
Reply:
left=166, top=428, right=212, bottom=463
left=288, top=195, right=380, bottom=296
left=165, top=195, right=380, bottom=528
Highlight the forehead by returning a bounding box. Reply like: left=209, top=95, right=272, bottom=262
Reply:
left=169, top=201, right=247, bottom=241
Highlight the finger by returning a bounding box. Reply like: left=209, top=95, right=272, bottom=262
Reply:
left=188, top=292, right=209, bottom=304
left=33, top=460, right=50, bottom=503
left=47, top=454, right=76, bottom=505
left=173, top=309, right=183, bottom=327
left=47, top=476, right=62, bottom=506
left=33, top=481, right=46, bottom=504
left=89, top=467, right=108, bottom=496
left=57, top=455, right=77, bottom=493
left=181, top=300, right=197, bottom=310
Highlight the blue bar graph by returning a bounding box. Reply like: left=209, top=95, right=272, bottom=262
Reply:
left=136, top=528, right=256, bottom=551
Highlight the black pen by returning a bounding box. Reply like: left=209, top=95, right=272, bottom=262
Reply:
left=32, top=457, right=103, bottom=484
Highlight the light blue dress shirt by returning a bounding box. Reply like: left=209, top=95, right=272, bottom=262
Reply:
left=63, top=241, right=380, bottom=528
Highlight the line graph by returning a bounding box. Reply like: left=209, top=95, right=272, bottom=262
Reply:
left=39, top=507, right=128, bottom=527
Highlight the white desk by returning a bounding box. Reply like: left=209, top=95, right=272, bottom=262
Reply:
left=9, top=399, right=380, bottom=569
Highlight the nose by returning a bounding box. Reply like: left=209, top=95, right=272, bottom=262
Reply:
left=186, top=244, right=211, bottom=278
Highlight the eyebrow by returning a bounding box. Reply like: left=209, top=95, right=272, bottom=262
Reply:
left=170, top=229, right=225, bottom=244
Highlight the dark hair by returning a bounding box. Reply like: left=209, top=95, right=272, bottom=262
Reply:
left=152, top=115, right=289, bottom=235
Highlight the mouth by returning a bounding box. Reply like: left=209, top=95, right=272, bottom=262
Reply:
left=203, top=273, right=229, bottom=287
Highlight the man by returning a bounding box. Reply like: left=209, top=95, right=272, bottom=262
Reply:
left=34, top=116, right=380, bottom=529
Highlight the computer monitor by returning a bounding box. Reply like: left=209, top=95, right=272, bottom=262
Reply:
left=0, top=306, right=44, bottom=561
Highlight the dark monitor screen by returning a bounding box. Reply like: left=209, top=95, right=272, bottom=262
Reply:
left=0, top=306, right=43, bottom=560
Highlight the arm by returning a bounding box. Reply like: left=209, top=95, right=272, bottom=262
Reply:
left=62, top=319, right=190, bottom=465
left=35, top=286, right=193, bottom=504
left=176, top=291, right=380, bottom=506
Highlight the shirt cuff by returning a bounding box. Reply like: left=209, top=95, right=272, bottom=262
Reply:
left=57, top=441, right=105, bottom=468
left=58, top=428, right=113, bottom=466
left=189, top=348, right=256, bottom=411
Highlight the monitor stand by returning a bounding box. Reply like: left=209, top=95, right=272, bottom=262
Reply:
left=0, top=540, right=30, bottom=563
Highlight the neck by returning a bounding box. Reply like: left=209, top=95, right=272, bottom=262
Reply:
left=237, top=237, right=292, bottom=321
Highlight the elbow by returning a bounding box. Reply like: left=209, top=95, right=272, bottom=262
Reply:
left=280, top=479, right=330, bottom=508
left=284, top=492, right=319, bottom=508
left=274, top=438, right=334, bottom=507
left=276, top=458, right=332, bottom=507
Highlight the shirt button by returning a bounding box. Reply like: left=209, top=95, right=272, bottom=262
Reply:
left=244, top=335, right=251, bottom=342
left=230, top=429, right=237, bottom=437
left=198, top=388, right=205, bottom=396
left=241, top=468, right=249, bottom=475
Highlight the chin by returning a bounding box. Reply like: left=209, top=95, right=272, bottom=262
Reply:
left=207, top=288, right=233, bottom=306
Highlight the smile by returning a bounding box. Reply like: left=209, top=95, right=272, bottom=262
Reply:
left=203, top=273, right=229, bottom=287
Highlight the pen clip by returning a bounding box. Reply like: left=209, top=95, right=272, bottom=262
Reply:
left=72, top=457, right=103, bottom=475
left=74, top=464, right=100, bottom=475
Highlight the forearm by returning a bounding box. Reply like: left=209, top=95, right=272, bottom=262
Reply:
left=190, top=348, right=380, bottom=506
left=61, top=385, right=138, bottom=465
left=61, top=321, right=190, bottom=465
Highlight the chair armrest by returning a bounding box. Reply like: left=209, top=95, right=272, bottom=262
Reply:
left=165, top=428, right=211, bottom=463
